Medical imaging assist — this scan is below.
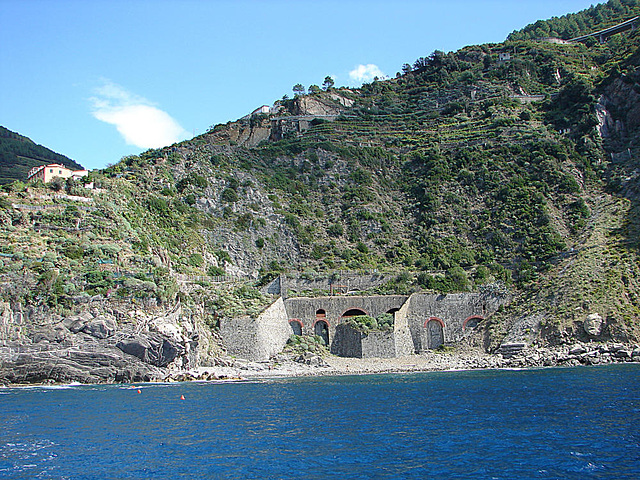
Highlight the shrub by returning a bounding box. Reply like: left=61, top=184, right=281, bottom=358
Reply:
left=208, top=265, right=225, bottom=276
left=187, top=253, right=204, bottom=267
left=327, top=223, right=344, bottom=237
left=221, top=188, right=238, bottom=203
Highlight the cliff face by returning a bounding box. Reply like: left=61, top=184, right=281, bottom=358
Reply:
left=0, top=299, right=221, bottom=384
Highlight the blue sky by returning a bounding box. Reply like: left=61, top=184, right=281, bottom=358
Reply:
left=1, top=0, right=601, bottom=170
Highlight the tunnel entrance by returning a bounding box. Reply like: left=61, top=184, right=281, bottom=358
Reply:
left=424, top=318, right=444, bottom=349
left=289, top=319, right=302, bottom=336
left=342, top=308, right=367, bottom=318
left=314, top=320, right=329, bottom=346
left=463, top=315, right=483, bottom=332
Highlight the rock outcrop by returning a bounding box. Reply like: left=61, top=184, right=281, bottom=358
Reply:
left=0, top=300, right=210, bottom=385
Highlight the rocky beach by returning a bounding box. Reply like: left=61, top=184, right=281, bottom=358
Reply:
left=167, top=340, right=640, bottom=383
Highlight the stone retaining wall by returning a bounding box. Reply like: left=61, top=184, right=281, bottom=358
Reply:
left=220, top=297, right=290, bottom=361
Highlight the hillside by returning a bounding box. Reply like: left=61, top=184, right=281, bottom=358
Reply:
left=0, top=126, right=84, bottom=185
left=508, top=0, right=640, bottom=41
left=1, top=0, right=640, bottom=383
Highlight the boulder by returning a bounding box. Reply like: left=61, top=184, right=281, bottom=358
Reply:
left=116, top=332, right=184, bottom=367
left=584, top=313, right=604, bottom=336
left=569, top=344, right=587, bottom=355
left=83, top=315, right=117, bottom=339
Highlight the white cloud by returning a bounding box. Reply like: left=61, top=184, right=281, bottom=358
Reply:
left=90, top=81, right=189, bottom=149
left=349, top=64, right=386, bottom=83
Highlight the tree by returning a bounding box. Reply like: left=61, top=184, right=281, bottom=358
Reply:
left=413, top=57, right=428, bottom=71
left=293, top=84, right=306, bottom=96
left=49, top=176, right=65, bottom=192
left=308, top=84, right=321, bottom=94
left=401, top=63, right=412, bottom=75
left=322, top=76, right=334, bottom=91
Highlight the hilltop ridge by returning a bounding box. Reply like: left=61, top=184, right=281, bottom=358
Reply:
left=0, top=126, right=84, bottom=185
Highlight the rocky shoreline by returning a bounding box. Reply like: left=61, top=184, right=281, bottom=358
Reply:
left=2, top=339, right=639, bottom=387
left=165, top=340, right=640, bottom=383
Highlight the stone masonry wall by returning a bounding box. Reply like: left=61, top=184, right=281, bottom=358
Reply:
left=277, top=274, right=394, bottom=298
left=284, top=295, right=408, bottom=348
left=361, top=330, right=396, bottom=358
left=223, top=292, right=508, bottom=360
left=220, top=297, right=289, bottom=361
left=406, top=293, right=506, bottom=352
left=332, top=324, right=363, bottom=357
left=332, top=325, right=396, bottom=358
left=393, top=297, right=414, bottom=356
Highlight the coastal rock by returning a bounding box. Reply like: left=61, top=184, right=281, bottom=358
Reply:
left=0, top=344, right=164, bottom=384
left=584, top=313, right=604, bottom=336
left=116, top=333, right=184, bottom=367
left=569, top=344, right=587, bottom=355
left=82, top=315, right=117, bottom=339
left=64, top=313, right=93, bottom=333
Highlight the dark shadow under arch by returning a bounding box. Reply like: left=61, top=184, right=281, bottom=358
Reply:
left=314, top=320, right=329, bottom=346
left=289, top=319, right=302, bottom=336
left=424, top=317, right=444, bottom=349
left=463, top=315, right=484, bottom=331
left=342, top=308, right=368, bottom=317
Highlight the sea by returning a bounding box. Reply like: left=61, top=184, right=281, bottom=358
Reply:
left=1, top=364, right=639, bottom=479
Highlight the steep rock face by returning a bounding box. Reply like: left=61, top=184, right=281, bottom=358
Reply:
left=291, top=93, right=352, bottom=116
left=0, top=300, right=213, bottom=384
left=598, top=74, right=640, bottom=147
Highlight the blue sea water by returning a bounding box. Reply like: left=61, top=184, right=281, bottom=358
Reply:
left=1, top=365, right=639, bottom=479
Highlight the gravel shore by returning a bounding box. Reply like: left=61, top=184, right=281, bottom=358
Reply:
left=169, top=341, right=640, bottom=382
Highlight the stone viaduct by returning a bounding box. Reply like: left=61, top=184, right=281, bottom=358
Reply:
left=221, top=291, right=508, bottom=361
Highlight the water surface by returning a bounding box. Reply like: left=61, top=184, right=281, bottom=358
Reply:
left=1, top=365, right=639, bottom=479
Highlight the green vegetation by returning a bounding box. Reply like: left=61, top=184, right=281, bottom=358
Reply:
left=346, top=314, right=395, bottom=333
left=0, top=126, right=84, bottom=185
left=285, top=334, right=329, bottom=353
left=508, top=0, right=640, bottom=41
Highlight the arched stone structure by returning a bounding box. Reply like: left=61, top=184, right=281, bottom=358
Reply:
left=463, top=315, right=484, bottom=332
left=341, top=308, right=368, bottom=318
left=423, top=317, right=445, bottom=349
left=289, top=319, right=303, bottom=336
left=313, top=319, right=330, bottom=346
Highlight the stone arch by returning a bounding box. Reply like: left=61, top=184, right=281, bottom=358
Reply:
left=313, top=319, right=330, bottom=346
left=423, top=317, right=445, bottom=329
left=289, top=319, right=303, bottom=336
left=463, top=315, right=484, bottom=331
left=423, top=317, right=445, bottom=350
left=341, top=308, right=368, bottom=318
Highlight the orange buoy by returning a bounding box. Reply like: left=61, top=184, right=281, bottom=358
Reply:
left=137, top=389, right=141, bottom=394
left=180, top=394, right=185, bottom=400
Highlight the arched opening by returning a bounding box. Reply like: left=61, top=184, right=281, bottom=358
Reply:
left=424, top=317, right=445, bottom=349
left=316, top=309, right=326, bottom=319
left=463, top=315, right=484, bottom=332
left=342, top=308, right=368, bottom=318
left=289, top=319, right=302, bottom=336
left=386, top=308, right=400, bottom=314
left=314, top=320, right=329, bottom=346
